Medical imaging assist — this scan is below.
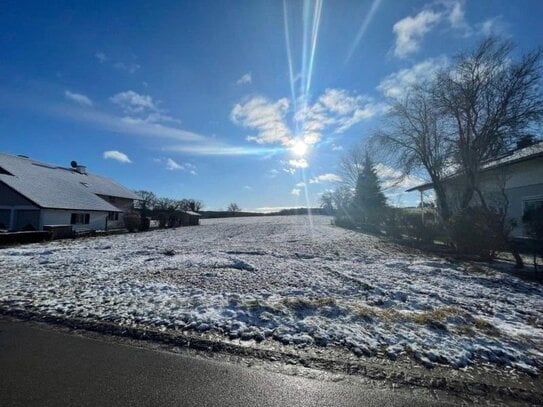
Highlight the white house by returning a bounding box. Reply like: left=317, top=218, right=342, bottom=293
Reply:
left=407, top=142, right=543, bottom=238
left=0, top=152, right=140, bottom=232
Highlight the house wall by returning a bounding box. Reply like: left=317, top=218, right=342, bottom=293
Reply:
left=96, top=195, right=135, bottom=229
left=442, top=157, right=543, bottom=238
left=40, top=209, right=109, bottom=232
left=0, top=182, right=36, bottom=206
left=0, top=181, right=40, bottom=230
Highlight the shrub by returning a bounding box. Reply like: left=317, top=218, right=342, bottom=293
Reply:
left=522, top=206, right=543, bottom=243
left=123, top=213, right=141, bottom=232
left=448, top=206, right=509, bottom=258
left=139, top=216, right=150, bottom=231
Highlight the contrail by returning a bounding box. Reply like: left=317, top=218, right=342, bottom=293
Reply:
left=344, top=0, right=382, bottom=64
left=282, top=0, right=298, bottom=132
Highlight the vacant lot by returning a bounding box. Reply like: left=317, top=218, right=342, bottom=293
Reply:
left=1, top=216, right=542, bottom=374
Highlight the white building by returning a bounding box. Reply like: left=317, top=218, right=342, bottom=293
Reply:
left=407, top=142, right=543, bottom=238
left=0, top=152, right=140, bottom=232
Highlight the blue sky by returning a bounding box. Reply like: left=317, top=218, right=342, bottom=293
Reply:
left=1, top=0, right=541, bottom=211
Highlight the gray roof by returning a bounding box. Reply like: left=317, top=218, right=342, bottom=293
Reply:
left=406, top=141, right=543, bottom=192
left=0, top=153, right=140, bottom=211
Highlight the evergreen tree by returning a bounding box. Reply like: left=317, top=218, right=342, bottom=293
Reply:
left=353, top=154, right=387, bottom=225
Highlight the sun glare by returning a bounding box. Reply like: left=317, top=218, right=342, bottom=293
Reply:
left=291, top=140, right=308, bottom=156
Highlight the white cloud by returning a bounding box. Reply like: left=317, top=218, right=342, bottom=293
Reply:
left=295, top=181, right=306, bottom=187
left=95, top=52, right=107, bottom=63
left=113, top=62, right=141, bottom=74
left=103, top=150, right=132, bottom=163
left=392, top=1, right=497, bottom=58
left=267, top=169, right=280, bottom=178
left=110, top=90, right=157, bottom=113
left=154, top=157, right=198, bottom=173
left=291, top=188, right=301, bottom=196
left=377, top=56, right=449, bottom=99
left=243, top=185, right=252, bottom=190
left=288, top=159, right=308, bottom=169
left=231, top=96, right=291, bottom=145
left=448, top=1, right=464, bottom=28
left=95, top=52, right=140, bottom=73
left=393, top=9, right=442, bottom=58
left=479, top=17, right=505, bottom=36
left=236, top=73, right=252, bottom=85
left=331, top=144, right=344, bottom=151
left=165, top=158, right=183, bottom=170
left=231, top=88, right=384, bottom=159
left=64, top=90, right=93, bottom=107
left=309, top=173, right=342, bottom=184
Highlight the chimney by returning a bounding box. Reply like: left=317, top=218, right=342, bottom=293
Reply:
left=70, top=160, right=86, bottom=174
left=75, top=165, right=87, bottom=174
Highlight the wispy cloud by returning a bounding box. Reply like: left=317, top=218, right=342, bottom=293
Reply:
left=288, top=158, right=308, bottom=169
left=110, top=90, right=157, bottom=113
left=393, top=9, right=442, bottom=58
left=49, top=102, right=204, bottom=142
left=309, top=173, right=341, bottom=184
left=392, top=1, right=496, bottom=58
left=377, top=56, right=449, bottom=99
left=231, top=96, right=291, bottom=145
left=165, top=143, right=282, bottom=156
left=153, top=157, right=197, bottom=172
left=113, top=61, right=141, bottom=74
left=95, top=52, right=107, bottom=63
left=64, top=90, right=93, bottom=107
left=165, top=158, right=183, bottom=170
left=291, top=188, right=301, bottom=196
left=95, top=51, right=140, bottom=73
left=231, top=88, right=384, bottom=152
left=103, top=150, right=132, bottom=163
left=236, top=73, right=252, bottom=85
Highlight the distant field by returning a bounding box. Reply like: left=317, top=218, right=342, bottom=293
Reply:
left=1, top=215, right=542, bottom=375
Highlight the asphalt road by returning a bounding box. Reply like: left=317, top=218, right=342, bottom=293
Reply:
left=0, top=319, right=455, bottom=406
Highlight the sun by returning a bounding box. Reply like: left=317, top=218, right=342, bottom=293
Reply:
left=291, top=140, right=308, bottom=156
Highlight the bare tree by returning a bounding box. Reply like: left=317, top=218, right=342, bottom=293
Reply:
left=134, top=190, right=157, bottom=216
left=319, top=191, right=334, bottom=215
left=376, top=83, right=453, bottom=220
left=227, top=203, right=241, bottom=214
left=332, top=186, right=353, bottom=216
left=339, top=141, right=366, bottom=190
left=187, top=199, right=204, bottom=212
left=434, top=37, right=543, bottom=209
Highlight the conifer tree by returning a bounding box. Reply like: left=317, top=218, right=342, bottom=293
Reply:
left=353, top=154, right=387, bottom=225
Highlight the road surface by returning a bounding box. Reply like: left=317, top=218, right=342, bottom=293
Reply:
left=0, top=318, right=458, bottom=406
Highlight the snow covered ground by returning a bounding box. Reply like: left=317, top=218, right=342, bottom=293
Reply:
left=1, top=215, right=542, bottom=374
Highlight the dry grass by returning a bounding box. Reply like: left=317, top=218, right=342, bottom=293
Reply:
left=410, top=307, right=464, bottom=325
left=280, top=297, right=336, bottom=310
left=473, top=317, right=500, bottom=336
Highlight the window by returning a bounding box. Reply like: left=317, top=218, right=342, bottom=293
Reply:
left=70, top=213, right=90, bottom=225
left=523, top=198, right=543, bottom=216
left=108, top=211, right=119, bottom=221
